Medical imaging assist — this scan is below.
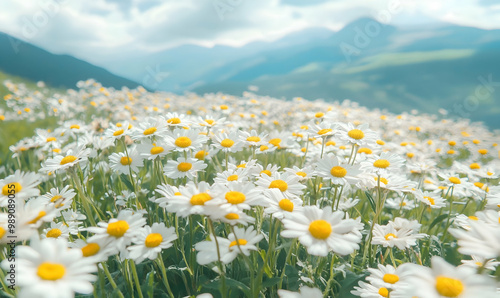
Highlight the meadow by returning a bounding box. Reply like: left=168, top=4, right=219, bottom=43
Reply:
left=0, top=78, right=499, bottom=298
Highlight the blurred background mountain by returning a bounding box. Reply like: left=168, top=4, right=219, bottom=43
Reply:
left=1, top=17, right=499, bottom=128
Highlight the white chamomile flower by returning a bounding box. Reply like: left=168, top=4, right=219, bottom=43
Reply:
left=86, top=210, right=147, bottom=254
left=206, top=182, right=262, bottom=213
left=131, top=117, right=168, bottom=140
left=239, top=130, right=268, bottom=147
left=0, top=238, right=97, bottom=298
left=362, top=152, right=405, bottom=175
left=314, top=155, right=361, bottom=186
left=281, top=206, right=363, bottom=256
left=165, top=128, right=208, bottom=152
left=372, top=218, right=426, bottom=250
left=104, top=121, right=131, bottom=140
left=164, top=157, right=207, bottom=180
left=278, top=286, right=323, bottom=298
left=69, top=238, right=115, bottom=263
left=212, top=131, right=244, bottom=153
left=222, top=226, right=263, bottom=263
left=128, top=222, right=177, bottom=264
left=397, top=256, right=497, bottom=298
left=262, top=188, right=303, bottom=219
left=42, top=222, right=72, bottom=240
left=255, top=172, right=306, bottom=199
left=137, top=140, right=169, bottom=160
left=337, top=123, right=378, bottom=147
left=0, top=170, right=41, bottom=206
left=109, top=149, right=144, bottom=174
left=40, top=145, right=91, bottom=173
left=164, top=181, right=214, bottom=217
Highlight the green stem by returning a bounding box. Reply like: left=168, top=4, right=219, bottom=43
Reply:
left=130, top=260, right=144, bottom=298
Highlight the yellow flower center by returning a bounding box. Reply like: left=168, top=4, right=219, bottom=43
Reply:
left=82, top=243, right=100, bottom=257
left=195, top=150, right=207, bottom=160
left=260, top=170, right=272, bottom=176
left=448, top=177, right=461, bottom=184
left=190, top=193, right=211, bottom=205
left=278, top=199, right=294, bottom=212
left=227, top=175, right=239, bottom=181
left=469, top=163, right=481, bottom=169
left=358, top=147, right=372, bottom=154
left=70, top=124, right=80, bottom=129
left=120, top=157, right=132, bottom=166
left=46, top=137, right=57, bottom=142
left=167, top=117, right=181, bottom=124
left=317, top=128, right=332, bottom=135
left=60, top=155, right=77, bottom=165
left=407, top=152, right=414, bottom=158
left=175, top=136, right=192, bottom=148
left=225, top=213, right=240, bottom=220
left=308, top=220, right=332, bottom=239
left=269, top=138, right=281, bottom=147
left=229, top=239, right=248, bottom=248
left=259, top=145, right=269, bottom=151
left=143, top=127, right=157, bottom=135
left=107, top=220, right=129, bottom=237
left=377, top=140, right=385, bottom=145
left=468, top=216, right=478, bottom=221
left=113, top=129, right=124, bottom=136
left=424, top=196, right=435, bottom=205
left=269, top=180, right=288, bottom=191
left=177, top=162, right=192, bottom=172
left=330, top=166, right=347, bottom=178
left=37, top=262, right=66, bottom=281
left=383, top=273, right=399, bottom=284
left=150, top=146, right=164, bottom=155
left=435, top=276, right=464, bottom=297
left=0, top=227, right=6, bottom=239
left=478, top=149, right=488, bottom=155
left=145, top=233, right=163, bottom=248
left=28, top=211, right=47, bottom=224
left=46, top=228, right=62, bottom=238
left=373, top=159, right=390, bottom=168
left=246, top=136, right=261, bottom=142
left=296, top=171, right=307, bottom=177
left=348, top=129, right=364, bottom=140
left=2, top=182, right=22, bottom=195
left=384, top=233, right=397, bottom=240
left=378, top=287, right=389, bottom=298
left=221, top=139, right=235, bottom=148
left=225, top=191, right=246, bottom=204
left=315, top=112, right=324, bottom=118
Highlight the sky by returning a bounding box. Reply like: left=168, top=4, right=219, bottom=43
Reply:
left=1, top=0, right=500, bottom=65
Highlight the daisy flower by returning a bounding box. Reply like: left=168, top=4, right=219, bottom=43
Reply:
left=195, top=236, right=231, bottom=265
left=337, top=122, right=378, bottom=147
left=42, top=221, right=73, bottom=240
left=314, top=155, right=361, bottom=186
left=397, top=256, right=497, bottom=298
left=128, top=222, right=177, bottom=264
left=38, top=185, right=76, bottom=212
left=86, top=210, right=147, bottom=254
left=361, top=152, right=405, bottom=175
left=164, top=157, right=207, bottom=180
left=450, top=220, right=500, bottom=259
left=284, top=165, right=314, bottom=182
left=206, top=182, right=263, bottom=213
left=137, top=140, right=169, bottom=160
left=131, top=117, right=168, bottom=140
left=460, top=255, right=500, bottom=271
left=262, top=188, right=303, bottom=219
left=165, top=128, right=208, bottom=153
left=307, top=121, right=337, bottom=138
left=40, top=145, right=91, bottom=173
left=365, top=264, right=411, bottom=291
left=104, top=121, right=131, bottom=140
left=255, top=172, right=306, bottom=199
left=109, top=148, right=144, bottom=174
left=210, top=208, right=256, bottom=226
left=163, top=181, right=214, bottom=217
left=69, top=238, right=116, bottom=263
left=0, top=170, right=41, bottom=206
left=417, top=191, right=446, bottom=209
left=152, top=183, right=181, bottom=208
left=214, top=168, right=250, bottom=185
left=281, top=206, right=363, bottom=256
left=222, top=226, right=263, bottom=263
left=351, top=281, right=393, bottom=298
left=0, top=238, right=97, bottom=298
left=372, top=218, right=426, bottom=250
left=238, top=129, right=268, bottom=147
left=164, top=112, right=191, bottom=127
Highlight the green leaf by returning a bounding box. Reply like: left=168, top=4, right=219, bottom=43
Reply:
left=337, top=271, right=367, bottom=298
left=428, top=214, right=449, bottom=231
left=120, top=174, right=134, bottom=191
left=262, top=277, right=281, bottom=288
left=364, top=191, right=376, bottom=212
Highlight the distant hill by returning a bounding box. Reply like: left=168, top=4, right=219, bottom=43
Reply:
left=96, top=18, right=500, bottom=128
left=0, top=32, right=140, bottom=90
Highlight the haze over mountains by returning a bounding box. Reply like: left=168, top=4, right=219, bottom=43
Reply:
left=1, top=18, right=499, bottom=128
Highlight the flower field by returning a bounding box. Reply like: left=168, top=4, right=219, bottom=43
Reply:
left=0, top=79, right=499, bottom=297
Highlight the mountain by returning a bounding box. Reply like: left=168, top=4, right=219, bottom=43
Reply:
left=0, top=32, right=140, bottom=90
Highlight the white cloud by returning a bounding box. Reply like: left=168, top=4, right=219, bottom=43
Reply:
left=0, top=0, right=499, bottom=66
